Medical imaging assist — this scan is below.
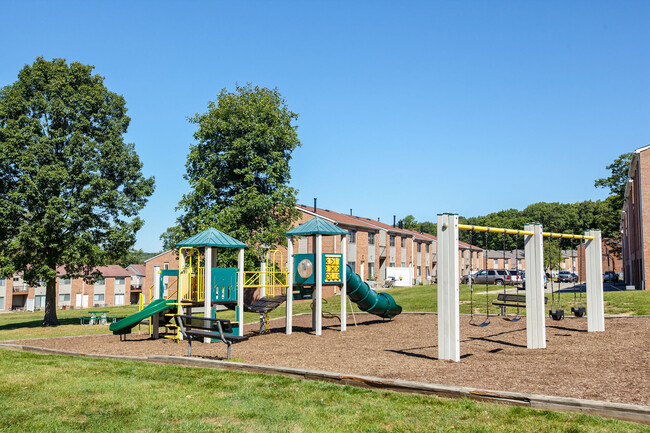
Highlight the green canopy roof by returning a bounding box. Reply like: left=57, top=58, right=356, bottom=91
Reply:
left=176, top=228, right=246, bottom=248
left=286, top=216, right=349, bottom=236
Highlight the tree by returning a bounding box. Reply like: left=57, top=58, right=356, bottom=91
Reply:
left=174, top=84, right=301, bottom=266
left=594, top=152, right=632, bottom=211
left=0, top=58, right=155, bottom=325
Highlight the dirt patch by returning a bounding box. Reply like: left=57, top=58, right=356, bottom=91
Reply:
left=8, top=314, right=650, bottom=406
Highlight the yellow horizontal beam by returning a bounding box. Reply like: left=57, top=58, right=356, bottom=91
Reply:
left=458, top=224, right=594, bottom=240
left=458, top=224, right=534, bottom=236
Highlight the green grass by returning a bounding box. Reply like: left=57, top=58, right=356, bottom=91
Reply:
left=0, top=348, right=644, bottom=433
left=2, top=285, right=649, bottom=341
left=0, top=305, right=140, bottom=341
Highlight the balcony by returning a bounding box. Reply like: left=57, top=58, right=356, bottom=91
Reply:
left=13, top=285, right=29, bottom=294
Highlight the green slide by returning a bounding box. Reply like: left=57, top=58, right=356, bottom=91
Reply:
left=109, top=298, right=177, bottom=335
left=345, top=265, right=402, bottom=319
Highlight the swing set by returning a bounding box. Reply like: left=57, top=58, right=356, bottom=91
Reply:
left=437, top=213, right=605, bottom=362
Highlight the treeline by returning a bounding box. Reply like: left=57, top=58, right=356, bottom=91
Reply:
left=402, top=198, right=619, bottom=251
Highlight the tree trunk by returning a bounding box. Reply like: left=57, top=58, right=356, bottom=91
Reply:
left=42, top=278, right=59, bottom=326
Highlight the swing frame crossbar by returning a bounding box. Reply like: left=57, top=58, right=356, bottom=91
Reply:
left=458, top=224, right=594, bottom=240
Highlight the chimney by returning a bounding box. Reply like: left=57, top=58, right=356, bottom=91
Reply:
left=313, top=198, right=317, bottom=213
left=350, top=209, right=352, bottom=216
left=393, top=215, right=396, bottom=227
left=420, top=225, right=423, bottom=234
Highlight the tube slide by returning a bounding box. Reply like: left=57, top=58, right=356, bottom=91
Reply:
left=109, top=299, right=176, bottom=335
left=345, top=265, right=402, bottom=318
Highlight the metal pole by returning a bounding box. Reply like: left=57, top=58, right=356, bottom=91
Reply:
left=437, top=213, right=460, bottom=362
left=524, top=223, right=546, bottom=349
left=585, top=229, right=605, bottom=332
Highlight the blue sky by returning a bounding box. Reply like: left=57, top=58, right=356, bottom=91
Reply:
left=3, top=1, right=649, bottom=252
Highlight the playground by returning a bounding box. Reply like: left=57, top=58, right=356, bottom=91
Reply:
left=4, top=215, right=648, bottom=426
left=8, top=312, right=650, bottom=406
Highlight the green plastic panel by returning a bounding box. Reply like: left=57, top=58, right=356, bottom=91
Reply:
left=211, top=268, right=238, bottom=302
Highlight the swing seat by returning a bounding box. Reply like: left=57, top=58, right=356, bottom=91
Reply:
left=571, top=306, right=586, bottom=317
left=549, top=308, right=564, bottom=321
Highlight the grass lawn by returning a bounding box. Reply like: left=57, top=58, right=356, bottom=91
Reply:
left=3, top=285, right=649, bottom=340
left=0, top=348, right=645, bottom=433
left=0, top=305, right=140, bottom=341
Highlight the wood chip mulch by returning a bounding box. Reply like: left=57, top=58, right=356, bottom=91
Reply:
left=8, top=313, right=650, bottom=406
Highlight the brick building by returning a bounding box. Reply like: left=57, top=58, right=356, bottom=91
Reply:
left=621, top=144, right=650, bottom=289
left=0, top=265, right=137, bottom=312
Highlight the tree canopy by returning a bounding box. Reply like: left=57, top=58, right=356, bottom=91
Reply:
left=594, top=152, right=632, bottom=211
left=169, top=84, right=301, bottom=266
left=0, top=57, right=155, bottom=325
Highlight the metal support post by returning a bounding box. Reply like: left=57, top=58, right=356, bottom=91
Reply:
left=437, top=213, right=460, bottom=362
left=341, top=233, right=347, bottom=332
left=286, top=237, right=294, bottom=335
left=204, top=247, right=213, bottom=343
left=237, top=248, right=245, bottom=337
left=315, top=234, right=323, bottom=335
left=585, top=229, right=605, bottom=332
left=524, top=223, right=546, bottom=349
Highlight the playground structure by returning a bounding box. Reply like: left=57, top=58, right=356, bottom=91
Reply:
left=285, top=216, right=402, bottom=336
left=437, top=213, right=605, bottom=362
left=110, top=217, right=402, bottom=341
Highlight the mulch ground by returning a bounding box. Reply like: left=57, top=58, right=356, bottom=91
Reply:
left=7, top=313, right=650, bottom=406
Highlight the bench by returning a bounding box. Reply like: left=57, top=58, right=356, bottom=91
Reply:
left=80, top=316, right=93, bottom=325
left=174, top=315, right=248, bottom=360
left=492, top=293, right=548, bottom=315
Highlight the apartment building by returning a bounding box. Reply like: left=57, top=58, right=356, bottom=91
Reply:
left=0, top=265, right=136, bottom=312
left=621, top=145, right=650, bottom=289
left=294, top=205, right=437, bottom=285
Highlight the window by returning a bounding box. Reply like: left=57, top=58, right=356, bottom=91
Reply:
left=426, top=267, right=430, bottom=277
left=58, top=294, right=70, bottom=303
left=368, top=263, right=375, bottom=278
left=0, top=297, right=4, bottom=310
left=94, top=294, right=104, bottom=302
left=59, top=277, right=71, bottom=285
left=95, top=278, right=105, bottom=286
left=389, top=235, right=395, bottom=247
left=114, top=294, right=125, bottom=305
left=426, top=244, right=430, bottom=253
left=0, top=279, right=4, bottom=286
left=34, top=295, right=45, bottom=308
left=389, top=262, right=395, bottom=267
left=504, top=259, right=509, bottom=269
left=349, top=230, right=356, bottom=243
left=164, top=262, right=169, bottom=270
left=401, top=261, right=406, bottom=267
left=401, top=237, right=405, bottom=248
left=348, top=261, right=356, bottom=272
left=417, top=243, right=421, bottom=252
left=493, top=259, right=498, bottom=268
left=417, top=266, right=421, bottom=277
left=368, top=233, right=375, bottom=245
left=115, top=277, right=125, bottom=285
left=518, top=259, right=523, bottom=268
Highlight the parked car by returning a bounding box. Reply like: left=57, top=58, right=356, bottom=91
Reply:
left=460, top=271, right=479, bottom=284
left=603, top=271, right=619, bottom=282
left=558, top=271, right=578, bottom=283
left=508, top=269, right=523, bottom=284
left=468, top=269, right=514, bottom=286
left=520, top=271, right=548, bottom=289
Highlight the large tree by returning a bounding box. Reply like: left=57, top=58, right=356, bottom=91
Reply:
left=173, top=84, right=301, bottom=265
left=0, top=58, right=155, bottom=325
left=594, top=152, right=633, bottom=211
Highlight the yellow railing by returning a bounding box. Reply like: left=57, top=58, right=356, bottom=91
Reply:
left=242, top=250, right=289, bottom=297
